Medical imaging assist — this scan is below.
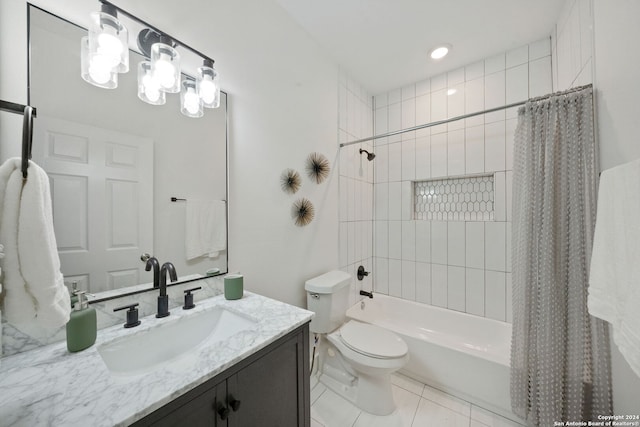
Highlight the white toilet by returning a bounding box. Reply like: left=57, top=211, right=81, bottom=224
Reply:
left=305, top=270, right=409, bottom=416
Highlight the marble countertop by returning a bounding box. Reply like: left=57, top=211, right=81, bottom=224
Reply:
left=0, top=292, right=313, bottom=427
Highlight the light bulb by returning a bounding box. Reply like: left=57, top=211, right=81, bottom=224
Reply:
left=184, top=89, right=200, bottom=114
left=97, top=31, right=123, bottom=68
left=154, top=55, right=176, bottom=89
left=142, top=74, right=160, bottom=102
left=89, top=54, right=112, bottom=84
left=199, top=78, right=216, bottom=104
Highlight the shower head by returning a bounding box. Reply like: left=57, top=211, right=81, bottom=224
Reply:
left=359, top=149, right=375, bottom=161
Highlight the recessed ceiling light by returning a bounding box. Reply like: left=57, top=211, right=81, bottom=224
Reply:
left=430, top=45, right=450, bottom=60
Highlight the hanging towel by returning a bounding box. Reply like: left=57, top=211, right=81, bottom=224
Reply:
left=588, top=158, right=640, bottom=378
left=0, top=158, right=70, bottom=339
left=185, top=199, right=226, bottom=260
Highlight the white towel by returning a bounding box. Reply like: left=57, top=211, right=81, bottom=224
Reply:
left=185, top=199, right=226, bottom=260
left=588, top=158, right=640, bottom=378
left=0, top=158, right=70, bottom=339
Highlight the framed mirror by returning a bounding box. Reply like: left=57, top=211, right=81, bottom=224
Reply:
left=26, top=5, right=228, bottom=298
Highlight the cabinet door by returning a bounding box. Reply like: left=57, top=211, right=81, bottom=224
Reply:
left=227, top=331, right=309, bottom=427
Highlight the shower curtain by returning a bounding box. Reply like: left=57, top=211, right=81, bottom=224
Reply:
left=510, top=85, right=612, bottom=425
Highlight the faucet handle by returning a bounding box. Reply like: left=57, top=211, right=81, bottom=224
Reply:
left=140, top=253, right=151, bottom=262
left=183, top=286, right=202, bottom=310
left=114, top=303, right=141, bottom=328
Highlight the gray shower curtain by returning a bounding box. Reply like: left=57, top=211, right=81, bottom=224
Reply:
left=510, top=85, right=612, bottom=425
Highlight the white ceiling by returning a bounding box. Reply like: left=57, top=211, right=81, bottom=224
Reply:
left=275, top=0, right=565, bottom=94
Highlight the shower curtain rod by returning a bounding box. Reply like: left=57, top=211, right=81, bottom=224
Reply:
left=339, top=84, right=593, bottom=147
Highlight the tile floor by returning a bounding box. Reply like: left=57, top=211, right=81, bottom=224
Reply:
left=310, top=373, right=525, bottom=427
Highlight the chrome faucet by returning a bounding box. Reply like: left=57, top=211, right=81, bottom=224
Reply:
left=156, top=262, right=178, bottom=318
left=142, top=254, right=160, bottom=289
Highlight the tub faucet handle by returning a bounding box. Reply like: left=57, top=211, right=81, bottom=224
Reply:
left=357, top=265, right=370, bottom=281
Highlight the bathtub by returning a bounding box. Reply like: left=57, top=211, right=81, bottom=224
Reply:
left=346, top=294, right=521, bottom=422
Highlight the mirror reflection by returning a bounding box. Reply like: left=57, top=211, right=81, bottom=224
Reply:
left=27, top=6, right=228, bottom=295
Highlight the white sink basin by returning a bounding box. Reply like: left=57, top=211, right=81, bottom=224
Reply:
left=98, top=307, right=256, bottom=376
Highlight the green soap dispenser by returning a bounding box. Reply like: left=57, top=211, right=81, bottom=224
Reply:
left=66, top=291, right=97, bottom=353
left=69, top=281, right=79, bottom=309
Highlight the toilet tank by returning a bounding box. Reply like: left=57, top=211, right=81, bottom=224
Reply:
left=305, top=271, right=351, bottom=333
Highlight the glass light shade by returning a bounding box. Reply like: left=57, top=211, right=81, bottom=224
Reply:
left=151, top=43, right=180, bottom=93
left=137, top=61, right=165, bottom=105
left=81, top=36, right=118, bottom=89
left=88, top=11, right=129, bottom=73
left=196, top=64, right=220, bottom=108
left=180, top=79, right=203, bottom=118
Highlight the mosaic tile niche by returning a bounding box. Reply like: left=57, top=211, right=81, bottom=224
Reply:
left=414, top=174, right=495, bottom=221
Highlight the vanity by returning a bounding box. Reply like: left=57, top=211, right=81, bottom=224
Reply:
left=0, top=292, right=313, bottom=426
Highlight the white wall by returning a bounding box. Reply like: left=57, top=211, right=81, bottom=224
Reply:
left=0, top=0, right=340, bottom=310
left=592, top=0, right=640, bottom=414
left=371, top=39, right=552, bottom=322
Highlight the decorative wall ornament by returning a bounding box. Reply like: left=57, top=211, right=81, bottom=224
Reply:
left=305, top=152, right=330, bottom=184
left=280, top=168, right=301, bottom=194
left=292, top=198, right=315, bottom=226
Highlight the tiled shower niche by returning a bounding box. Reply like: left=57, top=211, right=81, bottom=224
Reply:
left=414, top=174, right=495, bottom=221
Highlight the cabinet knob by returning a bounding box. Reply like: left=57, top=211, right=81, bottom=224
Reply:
left=217, top=405, right=230, bottom=420
left=229, top=397, right=241, bottom=412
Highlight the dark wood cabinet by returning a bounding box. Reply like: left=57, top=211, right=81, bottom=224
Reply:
left=131, top=323, right=310, bottom=427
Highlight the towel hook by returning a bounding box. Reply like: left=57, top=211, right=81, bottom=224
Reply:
left=21, top=105, right=34, bottom=179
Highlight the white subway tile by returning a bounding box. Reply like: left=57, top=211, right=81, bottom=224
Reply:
left=579, top=0, right=593, bottom=71
left=364, top=221, right=373, bottom=259
left=465, top=60, right=484, bottom=81
left=465, top=125, right=485, bottom=174
left=402, top=221, right=416, bottom=261
left=388, top=259, right=402, bottom=298
left=465, top=222, right=485, bottom=269
left=375, top=182, right=388, bottom=220
left=388, top=102, right=401, bottom=133
left=506, top=222, right=512, bottom=273
left=506, top=273, right=513, bottom=323
left=416, top=94, right=431, bottom=126
left=494, top=172, right=506, bottom=221
left=529, top=56, right=552, bottom=98
left=416, top=262, right=432, bottom=304
left=431, top=221, right=448, bottom=265
left=431, top=89, right=447, bottom=122
left=484, top=71, right=505, bottom=110
left=388, top=181, right=402, bottom=220
left=375, top=143, right=389, bottom=183
left=374, top=257, right=389, bottom=294
left=347, top=223, right=356, bottom=265
left=402, top=84, right=416, bottom=100
left=388, top=88, right=402, bottom=105
left=375, top=220, right=389, bottom=258
left=484, top=121, right=506, bottom=172
left=401, top=181, right=413, bottom=221
left=388, top=142, right=402, bottom=182
left=339, top=222, right=348, bottom=267
left=465, top=78, right=484, bottom=115
left=374, top=106, right=388, bottom=136
left=431, top=73, right=447, bottom=91
left=506, top=171, right=513, bottom=222
left=374, top=92, right=388, bottom=109
left=485, top=222, right=506, bottom=271
left=402, top=260, right=416, bottom=300
left=506, top=45, right=528, bottom=69
left=485, top=53, right=505, bottom=75
left=388, top=220, right=402, bottom=259
left=431, top=264, right=448, bottom=307
left=529, top=37, right=551, bottom=60
left=485, top=270, right=506, bottom=321
left=354, top=219, right=363, bottom=262
left=505, top=119, right=517, bottom=171
left=347, top=90, right=356, bottom=137
left=447, top=83, right=465, bottom=121
left=355, top=180, right=363, bottom=221
left=431, top=133, right=448, bottom=178
left=339, top=177, right=348, bottom=221
left=401, top=98, right=416, bottom=140
left=465, top=268, right=485, bottom=316
left=415, top=220, right=431, bottom=263
left=402, top=139, right=416, bottom=181
left=447, top=266, right=466, bottom=312
left=447, top=129, right=465, bottom=177
left=447, top=67, right=464, bottom=85
left=447, top=221, right=466, bottom=267
left=348, top=178, right=356, bottom=221
left=506, top=64, right=528, bottom=104
left=415, top=136, right=431, bottom=180
left=339, top=87, right=348, bottom=131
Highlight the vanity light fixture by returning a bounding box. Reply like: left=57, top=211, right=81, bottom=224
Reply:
left=180, top=78, right=203, bottom=118
left=196, top=59, right=220, bottom=109
left=81, top=0, right=221, bottom=116
left=137, top=61, right=165, bottom=105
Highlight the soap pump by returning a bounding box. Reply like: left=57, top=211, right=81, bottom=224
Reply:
left=66, top=291, right=97, bottom=353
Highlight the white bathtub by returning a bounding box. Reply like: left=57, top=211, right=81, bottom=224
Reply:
left=346, top=294, right=522, bottom=422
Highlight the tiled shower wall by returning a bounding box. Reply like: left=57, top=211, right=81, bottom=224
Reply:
left=372, top=39, right=552, bottom=322
left=338, top=70, right=374, bottom=307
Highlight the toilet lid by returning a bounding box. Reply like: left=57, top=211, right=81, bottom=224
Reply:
left=339, top=321, right=408, bottom=359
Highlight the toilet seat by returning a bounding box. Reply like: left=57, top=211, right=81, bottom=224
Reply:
left=338, top=320, right=408, bottom=359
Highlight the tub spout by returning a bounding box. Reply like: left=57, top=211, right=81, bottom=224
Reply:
left=359, top=290, right=373, bottom=299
